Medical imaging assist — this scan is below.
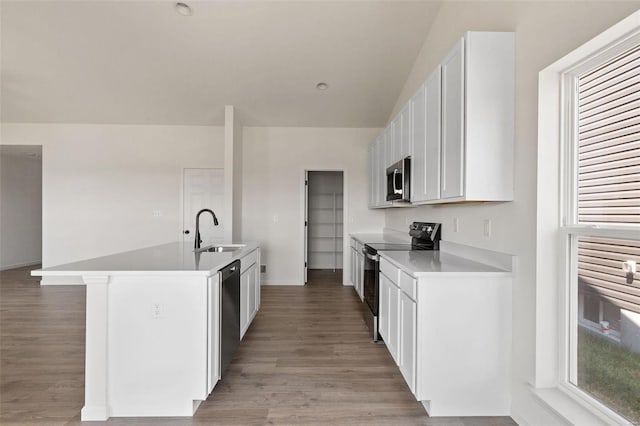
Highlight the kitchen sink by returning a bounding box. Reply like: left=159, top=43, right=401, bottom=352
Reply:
left=195, top=244, right=246, bottom=253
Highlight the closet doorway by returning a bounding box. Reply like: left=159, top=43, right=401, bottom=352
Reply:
left=304, top=171, right=344, bottom=285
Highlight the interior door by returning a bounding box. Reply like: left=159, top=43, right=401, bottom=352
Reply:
left=304, top=171, right=309, bottom=284
left=183, top=168, right=224, bottom=244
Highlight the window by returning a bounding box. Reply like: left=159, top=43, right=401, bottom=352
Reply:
left=563, top=42, right=640, bottom=425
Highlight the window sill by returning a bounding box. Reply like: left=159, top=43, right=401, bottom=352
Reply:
left=531, top=385, right=633, bottom=426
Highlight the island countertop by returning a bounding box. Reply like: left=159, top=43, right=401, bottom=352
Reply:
left=31, top=241, right=259, bottom=277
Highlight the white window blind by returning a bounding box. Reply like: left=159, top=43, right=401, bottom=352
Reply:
left=578, top=45, right=640, bottom=224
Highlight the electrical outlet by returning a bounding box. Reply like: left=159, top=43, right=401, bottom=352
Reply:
left=153, top=210, right=163, bottom=217
left=260, top=264, right=266, bottom=273
left=483, top=219, right=492, bottom=238
left=453, top=217, right=459, bottom=233
left=151, top=302, right=162, bottom=319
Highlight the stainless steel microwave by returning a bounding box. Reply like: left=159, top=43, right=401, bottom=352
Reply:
left=386, top=157, right=411, bottom=202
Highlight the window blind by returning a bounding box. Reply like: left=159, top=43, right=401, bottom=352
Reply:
left=578, top=45, right=640, bottom=224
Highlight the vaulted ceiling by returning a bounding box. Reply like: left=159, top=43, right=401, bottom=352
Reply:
left=1, top=1, right=441, bottom=127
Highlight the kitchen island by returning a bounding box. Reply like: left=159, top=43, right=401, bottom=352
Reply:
left=32, top=242, right=260, bottom=421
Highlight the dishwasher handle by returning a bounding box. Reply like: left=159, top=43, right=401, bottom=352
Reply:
left=221, top=260, right=241, bottom=280
left=363, top=250, right=379, bottom=261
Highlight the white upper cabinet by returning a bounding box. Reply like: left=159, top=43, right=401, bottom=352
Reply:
left=441, top=32, right=514, bottom=202
left=368, top=144, right=375, bottom=208
left=368, top=31, right=514, bottom=209
left=412, top=66, right=442, bottom=203
left=391, top=114, right=401, bottom=164
left=399, top=103, right=412, bottom=160
left=379, top=130, right=392, bottom=207
left=441, top=38, right=465, bottom=200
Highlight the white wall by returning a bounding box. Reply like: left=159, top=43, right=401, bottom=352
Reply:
left=0, top=147, right=42, bottom=269
left=242, top=126, right=385, bottom=285
left=383, top=2, right=640, bottom=424
left=0, top=123, right=224, bottom=270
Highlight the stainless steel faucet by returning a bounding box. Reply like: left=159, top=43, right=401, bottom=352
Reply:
left=194, top=208, right=219, bottom=249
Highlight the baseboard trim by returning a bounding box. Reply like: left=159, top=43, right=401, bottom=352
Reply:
left=0, top=261, right=41, bottom=271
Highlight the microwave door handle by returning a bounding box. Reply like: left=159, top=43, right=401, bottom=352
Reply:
left=393, top=169, right=402, bottom=194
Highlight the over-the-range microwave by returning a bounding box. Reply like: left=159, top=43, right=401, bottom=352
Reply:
left=386, top=157, right=411, bottom=202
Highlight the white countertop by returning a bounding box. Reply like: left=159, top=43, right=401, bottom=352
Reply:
left=31, top=241, right=259, bottom=277
left=379, top=250, right=511, bottom=277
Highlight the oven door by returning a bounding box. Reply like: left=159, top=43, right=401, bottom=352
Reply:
left=362, top=248, right=379, bottom=315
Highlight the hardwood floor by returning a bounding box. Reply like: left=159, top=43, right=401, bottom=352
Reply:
left=0, top=266, right=516, bottom=425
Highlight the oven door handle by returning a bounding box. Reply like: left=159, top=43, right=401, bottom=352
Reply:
left=364, top=251, right=379, bottom=261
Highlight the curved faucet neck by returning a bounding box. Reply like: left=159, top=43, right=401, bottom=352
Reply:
left=194, top=208, right=219, bottom=249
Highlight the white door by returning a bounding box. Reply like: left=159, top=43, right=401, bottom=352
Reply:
left=183, top=169, right=224, bottom=245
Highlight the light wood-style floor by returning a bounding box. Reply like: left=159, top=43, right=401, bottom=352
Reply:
left=1, top=266, right=516, bottom=425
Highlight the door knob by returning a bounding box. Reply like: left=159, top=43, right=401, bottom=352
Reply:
left=184, top=230, right=190, bottom=235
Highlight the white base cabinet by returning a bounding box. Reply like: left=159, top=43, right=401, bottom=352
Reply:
left=349, top=237, right=365, bottom=300
left=379, top=256, right=512, bottom=417
left=240, top=248, right=260, bottom=339
left=399, top=290, right=416, bottom=393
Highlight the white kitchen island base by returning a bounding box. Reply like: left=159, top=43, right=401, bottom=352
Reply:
left=82, top=274, right=213, bottom=420
left=32, top=242, right=260, bottom=421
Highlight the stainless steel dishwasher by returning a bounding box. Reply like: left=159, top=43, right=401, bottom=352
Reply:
left=220, top=260, right=241, bottom=378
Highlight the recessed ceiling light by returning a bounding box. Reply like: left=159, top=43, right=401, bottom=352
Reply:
left=316, top=82, right=329, bottom=91
left=175, top=2, right=193, bottom=16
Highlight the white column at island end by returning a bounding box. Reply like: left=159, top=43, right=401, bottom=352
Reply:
left=81, top=275, right=110, bottom=421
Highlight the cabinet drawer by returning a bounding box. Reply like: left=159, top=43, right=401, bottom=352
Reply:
left=380, top=257, right=399, bottom=284
left=240, top=250, right=257, bottom=273
left=399, top=271, right=416, bottom=300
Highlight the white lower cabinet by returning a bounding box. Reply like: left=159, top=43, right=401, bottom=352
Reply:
left=207, top=273, right=220, bottom=395
left=399, top=291, right=416, bottom=393
left=240, top=248, right=260, bottom=339
left=378, top=255, right=511, bottom=417
left=378, top=273, right=390, bottom=342
left=356, top=251, right=364, bottom=301
left=387, top=277, right=400, bottom=364
left=349, top=238, right=366, bottom=300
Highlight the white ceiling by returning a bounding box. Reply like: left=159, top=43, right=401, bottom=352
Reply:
left=0, top=1, right=441, bottom=127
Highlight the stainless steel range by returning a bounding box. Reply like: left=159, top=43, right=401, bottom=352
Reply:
left=362, top=222, right=441, bottom=342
